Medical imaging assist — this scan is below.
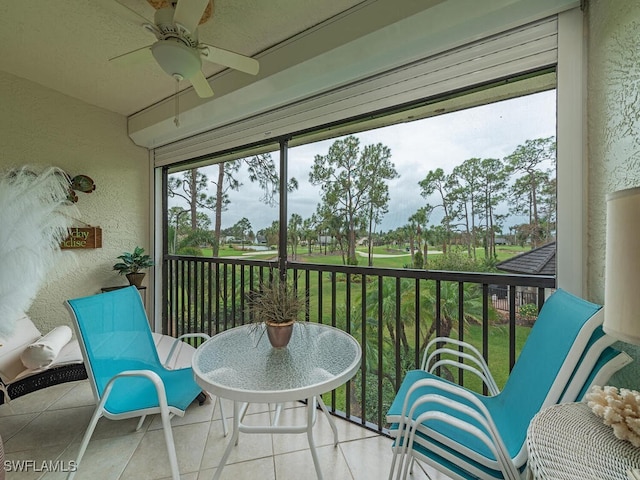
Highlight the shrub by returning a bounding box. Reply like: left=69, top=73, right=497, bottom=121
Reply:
left=519, top=303, right=538, bottom=324
left=413, top=250, right=424, bottom=269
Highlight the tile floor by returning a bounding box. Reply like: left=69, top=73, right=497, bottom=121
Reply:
left=0, top=380, right=450, bottom=480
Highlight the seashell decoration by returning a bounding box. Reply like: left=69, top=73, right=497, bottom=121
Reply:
left=586, top=385, right=640, bottom=447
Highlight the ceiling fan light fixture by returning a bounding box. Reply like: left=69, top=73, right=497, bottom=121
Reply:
left=151, top=40, right=202, bottom=79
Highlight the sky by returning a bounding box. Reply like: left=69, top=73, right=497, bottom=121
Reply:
left=171, top=89, right=556, bottom=235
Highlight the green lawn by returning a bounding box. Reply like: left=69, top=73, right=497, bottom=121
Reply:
left=195, top=243, right=533, bottom=269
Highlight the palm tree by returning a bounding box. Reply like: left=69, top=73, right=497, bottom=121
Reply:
left=411, top=206, right=433, bottom=265
left=362, top=277, right=426, bottom=356
left=420, top=281, right=486, bottom=353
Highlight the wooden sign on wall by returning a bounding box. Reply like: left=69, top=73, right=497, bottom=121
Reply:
left=61, top=227, right=102, bottom=249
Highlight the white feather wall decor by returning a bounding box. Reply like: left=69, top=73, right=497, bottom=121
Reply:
left=0, top=166, right=78, bottom=336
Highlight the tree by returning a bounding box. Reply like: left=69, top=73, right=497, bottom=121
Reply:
left=288, top=213, right=302, bottom=260
left=419, top=168, right=457, bottom=254
left=402, top=223, right=416, bottom=264
left=168, top=206, right=211, bottom=254
left=451, top=158, right=483, bottom=258
left=477, top=158, right=508, bottom=258
left=210, top=154, right=299, bottom=256
left=504, top=137, right=556, bottom=248
left=168, top=169, right=216, bottom=231
left=260, top=220, right=280, bottom=249
left=510, top=170, right=553, bottom=247
left=363, top=277, right=416, bottom=354
left=413, top=250, right=424, bottom=269
left=177, top=229, right=216, bottom=255
left=361, top=143, right=398, bottom=266
left=211, top=161, right=241, bottom=256
left=428, top=224, right=449, bottom=254
left=409, top=206, right=433, bottom=266
left=168, top=206, right=190, bottom=233
left=419, top=282, right=487, bottom=352
left=310, top=135, right=397, bottom=265
left=319, top=207, right=349, bottom=262
left=301, top=216, right=317, bottom=254
left=231, top=217, right=252, bottom=249
left=314, top=203, right=338, bottom=257
left=538, top=176, right=556, bottom=243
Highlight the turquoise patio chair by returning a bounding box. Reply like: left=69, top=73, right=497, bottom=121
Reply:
left=386, top=288, right=631, bottom=480
left=569, top=344, right=631, bottom=402
left=65, top=286, right=220, bottom=480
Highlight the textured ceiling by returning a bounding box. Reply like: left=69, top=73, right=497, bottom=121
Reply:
left=0, top=0, right=367, bottom=116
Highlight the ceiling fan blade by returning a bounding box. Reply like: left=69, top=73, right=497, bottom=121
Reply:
left=200, top=44, right=260, bottom=76
left=173, top=0, right=211, bottom=34
left=109, top=45, right=153, bottom=65
left=190, top=70, right=214, bottom=98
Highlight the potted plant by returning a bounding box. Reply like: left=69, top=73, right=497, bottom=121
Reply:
left=113, top=246, right=154, bottom=287
left=247, top=279, right=305, bottom=348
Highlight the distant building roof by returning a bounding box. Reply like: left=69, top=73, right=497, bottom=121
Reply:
left=496, top=241, right=556, bottom=276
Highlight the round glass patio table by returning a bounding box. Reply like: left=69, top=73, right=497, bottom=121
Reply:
left=192, top=322, right=362, bottom=480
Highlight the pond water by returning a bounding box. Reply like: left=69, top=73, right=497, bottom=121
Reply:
left=246, top=245, right=271, bottom=251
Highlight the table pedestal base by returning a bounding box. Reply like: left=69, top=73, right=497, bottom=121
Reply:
left=212, top=396, right=338, bottom=480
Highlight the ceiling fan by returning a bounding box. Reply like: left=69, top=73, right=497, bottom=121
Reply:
left=111, top=0, right=259, bottom=98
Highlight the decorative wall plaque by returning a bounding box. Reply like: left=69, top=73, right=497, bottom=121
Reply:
left=61, top=227, right=102, bottom=249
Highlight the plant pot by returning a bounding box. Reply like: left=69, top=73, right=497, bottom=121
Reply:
left=126, top=272, right=146, bottom=288
left=265, top=320, right=295, bottom=348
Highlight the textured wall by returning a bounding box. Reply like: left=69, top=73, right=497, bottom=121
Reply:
left=587, top=0, right=640, bottom=387
left=0, top=71, right=150, bottom=333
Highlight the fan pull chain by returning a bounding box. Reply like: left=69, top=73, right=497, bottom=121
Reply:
left=174, top=75, right=181, bottom=128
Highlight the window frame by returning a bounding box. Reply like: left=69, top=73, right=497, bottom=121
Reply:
left=150, top=8, right=585, bottom=328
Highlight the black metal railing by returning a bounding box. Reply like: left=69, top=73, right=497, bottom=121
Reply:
left=163, top=254, right=555, bottom=434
